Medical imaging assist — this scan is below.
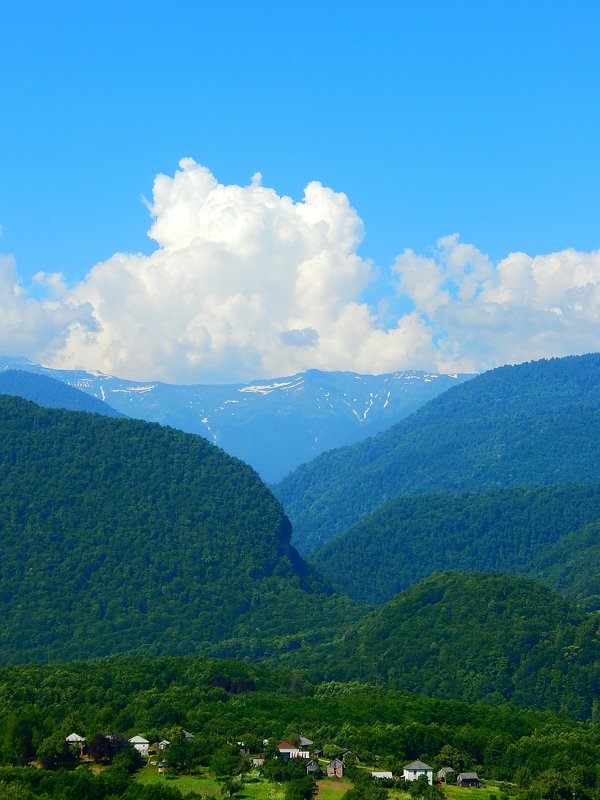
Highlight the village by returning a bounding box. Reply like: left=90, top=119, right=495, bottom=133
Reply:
left=61, top=729, right=500, bottom=800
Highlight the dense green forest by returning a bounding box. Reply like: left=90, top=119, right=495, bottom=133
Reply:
left=275, top=354, right=600, bottom=553
left=282, top=572, right=600, bottom=720
left=309, top=484, right=600, bottom=606
left=0, top=370, right=123, bottom=417
left=0, top=655, right=599, bottom=799
left=525, top=522, right=600, bottom=611
left=0, top=394, right=360, bottom=663
left=1, top=393, right=599, bottom=718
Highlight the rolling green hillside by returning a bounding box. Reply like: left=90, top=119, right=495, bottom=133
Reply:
left=0, top=394, right=360, bottom=664
left=275, top=353, right=600, bottom=553
left=287, top=572, right=600, bottom=719
left=526, top=522, right=600, bottom=611
left=309, top=484, right=600, bottom=606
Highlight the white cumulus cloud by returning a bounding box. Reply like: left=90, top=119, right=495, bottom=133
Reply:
left=0, top=255, right=93, bottom=357
left=2, top=160, right=600, bottom=381
left=23, top=159, right=436, bottom=381
left=393, top=234, right=600, bottom=372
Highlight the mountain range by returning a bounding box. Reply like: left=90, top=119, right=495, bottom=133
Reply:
left=0, top=369, right=124, bottom=419
left=1, top=352, right=599, bottom=719
left=0, top=356, right=473, bottom=482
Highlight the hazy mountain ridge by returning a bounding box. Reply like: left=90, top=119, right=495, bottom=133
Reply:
left=275, top=353, right=600, bottom=553
left=0, top=356, right=473, bottom=482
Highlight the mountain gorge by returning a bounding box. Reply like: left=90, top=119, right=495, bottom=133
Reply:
left=0, top=356, right=473, bottom=482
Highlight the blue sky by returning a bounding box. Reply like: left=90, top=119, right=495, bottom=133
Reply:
left=2, top=1, right=600, bottom=382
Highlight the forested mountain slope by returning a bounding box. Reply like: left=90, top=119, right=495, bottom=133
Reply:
left=0, top=370, right=123, bottom=417
left=0, top=356, right=473, bottom=482
left=290, top=572, right=600, bottom=719
left=275, top=353, right=600, bottom=553
left=0, top=395, right=360, bottom=664
left=526, top=522, right=600, bottom=611
left=310, top=484, right=600, bottom=605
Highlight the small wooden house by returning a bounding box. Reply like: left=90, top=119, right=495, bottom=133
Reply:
left=299, top=736, right=314, bottom=748
left=327, top=758, right=344, bottom=778
left=457, top=772, right=483, bottom=787
left=340, top=749, right=359, bottom=764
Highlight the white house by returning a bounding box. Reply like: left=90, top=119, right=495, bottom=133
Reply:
left=65, top=733, right=85, bottom=753
left=129, top=735, right=149, bottom=755
left=403, top=759, right=434, bottom=785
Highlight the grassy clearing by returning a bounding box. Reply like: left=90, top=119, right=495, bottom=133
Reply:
left=137, top=764, right=285, bottom=798
left=441, top=784, right=516, bottom=800
left=316, top=778, right=353, bottom=799
left=385, top=781, right=517, bottom=800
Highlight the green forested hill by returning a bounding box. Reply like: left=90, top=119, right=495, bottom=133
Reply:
left=287, top=572, right=600, bottom=720
left=0, top=395, right=360, bottom=664
left=526, top=522, right=600, bottom=611
left=310, top=484, right=600, bottom=606
left=275, top=353, right=600, bottom=553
